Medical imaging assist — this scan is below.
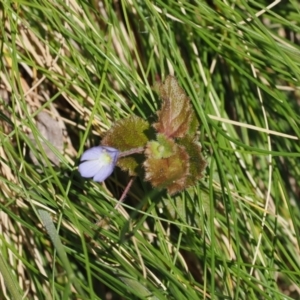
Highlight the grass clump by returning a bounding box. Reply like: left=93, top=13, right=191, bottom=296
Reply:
left=0, top=0, right=300, bottom=299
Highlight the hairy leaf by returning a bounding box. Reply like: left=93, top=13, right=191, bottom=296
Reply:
left=147, top=134, right=176, bottom=159
left=144, top=136, right=190, bottom=195
left=101, top=115, right=150, bottom=175
left=177, top=136, right=207, bottom=187
left=153, top=76, right=193, bottom=138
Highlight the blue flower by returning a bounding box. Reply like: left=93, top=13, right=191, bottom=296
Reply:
left=78, top=146, right=119, bottom=182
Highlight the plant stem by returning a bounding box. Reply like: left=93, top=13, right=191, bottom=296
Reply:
left=118, top=147, right=144, bottom=158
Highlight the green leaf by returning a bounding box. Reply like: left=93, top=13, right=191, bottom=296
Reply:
left=147, top=133, right=176, bottom=159
left=101, top=115, right=151, bottom=175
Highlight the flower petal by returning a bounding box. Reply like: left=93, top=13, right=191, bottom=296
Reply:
left=78, top=160, right=102, bottom=178
left=93, top=164, right=115, bottom=182
left=80, top=146, right=104, bottom=161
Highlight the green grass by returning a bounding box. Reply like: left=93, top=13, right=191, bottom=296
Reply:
left=1, top=0, right=300, bottom=299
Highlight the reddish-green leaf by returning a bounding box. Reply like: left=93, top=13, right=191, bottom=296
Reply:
left=144, top=135, right=190, bottom=195
left=177, top=136, right=207, bottom=187
left=153, top=76, right=193, bottom=138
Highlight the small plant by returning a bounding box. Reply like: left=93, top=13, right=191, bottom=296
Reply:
left=79, top=75, right=207, bottom=195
